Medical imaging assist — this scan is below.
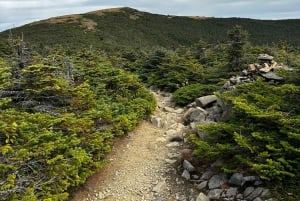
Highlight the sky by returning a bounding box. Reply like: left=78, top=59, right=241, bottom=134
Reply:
left=0, top=0, right=300, bottom=31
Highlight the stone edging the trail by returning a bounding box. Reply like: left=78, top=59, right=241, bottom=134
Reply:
left=71, top=90, right=272, bottom=201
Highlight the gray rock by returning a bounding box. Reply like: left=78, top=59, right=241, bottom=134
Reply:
left=208, top=174, right=227, bottom=189
left=236, top=194, right=243, bottom=199
left=243, top=187, right=255, bottom=198
left=152, top=180, right=167, bottom=193
left=182, top=169, right=191, bottom=180
left=196, top=192, right=210, bottom=201
left=221, top=81, right=231, bottom=92
left=226, top=187, right=238, bottom=198
left=253, top=197, right=263, bottom=201
left=260, top=72, right=283, bottom=81
left=151, top=116, right=164, bottom=128
left=184, top=107, right=207, bottom=123
left=254, top=180, right=264, bottom=186
left=187, top=101, right=197, bottom=108
left=192, top=174, right=200, bottom=180
left=163, top=106, right=176, bottom=113
left=152, top=196, right=165, bottom=201
left=195, top=95, right=218, bottom=108
left=183, top=160, right=196, bottom=172
left=258, top=54, right=274, bottom=61
left=245, top=187, right=264, bottom=200
left=206, top=105, right=223, bottom=122
left=174, top=108, right=185, bottom=114
left=165, top=158, right=177, bottom=164
left=260, top=188, right=270, bottom=198
left=229, top=173, right=244, bottom=186
left=166, top=141, right=180, bottom=147
left=208, top=189, right=223, bottom=200
left=242, top=176, right=259, bottom=186
left=242, top=69, right=249, bottom=76
left=197, top=181, right=208, bottom=190
left=201, top=170, right=214, bottom=180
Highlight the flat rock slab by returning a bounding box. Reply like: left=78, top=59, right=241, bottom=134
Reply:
left=195, top=95, right=218, bottom=108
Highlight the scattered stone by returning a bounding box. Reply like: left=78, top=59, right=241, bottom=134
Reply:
left=152, top=180, right=167, bottom=193
left=243, top=186, right=255, bottom=198
left=152, top=196, right=165, bottom=201
left=184, top=107, right=207, bottom=123
left=166, top=141, right=180, bottom=147
left=182, top=169, right=191, bottom=180
left=151, top=116, right=164, bottom=128
left=187, top=101, right=197, bottom=108
left=249, top=63, right=256, bottom=72
left=196, top=192, right=210, bottom=201
left=163, top=106, right=176, bottom=113
left=236, top=193, right=243, bottom=199
left=156, top=137, right=167, bottom=142
left=253, top=197, right=263, bottom=201
left=226, top=187, right=238, bottom=198
left=260, top=72, right=283, bottom=81
left=258, top=54, right=274, bottom=61
left=200, top=170, right=214, bottom=180
left=208, top=189, right=223, bottom=200
left=167, top=152, right=180, bottom=159
left=197, top=181, right=208, bottom=190
left=208, top=174, right=227, bottom=189
left=192, top=174, right=200, bottom=180
left=195, top=95, right=218, bottom=108
left=165, top=158, right=177, bottom=164
left=165, top=129, right=178, bottom=136
left=229, top=173, right=244, bottom=186
left=245, top=187, right=264, bottom=200
left=183, top=160, right=196, bottom=172
left=174, top=108, right=185, bottom=114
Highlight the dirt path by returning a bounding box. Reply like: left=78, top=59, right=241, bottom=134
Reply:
left=70, top=92, right=190, bottom=201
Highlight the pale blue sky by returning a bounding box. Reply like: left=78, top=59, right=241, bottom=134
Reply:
left=0, top=0, right=299, bottom=31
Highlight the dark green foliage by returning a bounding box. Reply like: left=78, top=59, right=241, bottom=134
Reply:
left=172, top=83, right=218, bottom=106
left=0, top=45, right=156, bottom=200
left=135, top=49, right=203, bottom=92
left=192, top=79, right=300, bottom=181
left=227, top=25, right=248, bottom=71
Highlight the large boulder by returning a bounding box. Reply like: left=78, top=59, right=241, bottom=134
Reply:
left=195, top=95, right=218, bottom=108
left=183, top=107, right=207, bottom=123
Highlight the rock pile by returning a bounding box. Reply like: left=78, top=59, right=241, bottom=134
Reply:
left=221, top=54, right=288, bottom=92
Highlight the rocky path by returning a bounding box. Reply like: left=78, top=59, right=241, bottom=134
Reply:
left=70, top=91, right=192, bottom=201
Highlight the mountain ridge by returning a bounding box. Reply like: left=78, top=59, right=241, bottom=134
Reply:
left=1, top=7, right=300, bottom=51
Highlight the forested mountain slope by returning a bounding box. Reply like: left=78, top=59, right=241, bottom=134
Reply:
left=0, top=7, right=300, bottom=51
